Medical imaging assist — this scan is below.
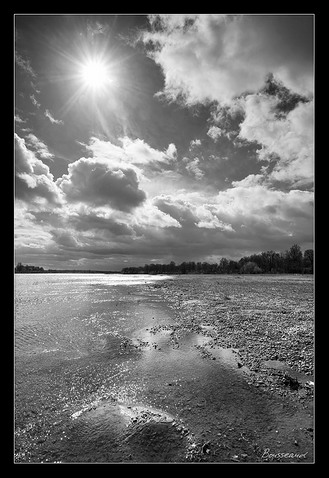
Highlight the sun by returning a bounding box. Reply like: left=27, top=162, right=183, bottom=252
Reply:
left=79, top=59, right=111, bottom=92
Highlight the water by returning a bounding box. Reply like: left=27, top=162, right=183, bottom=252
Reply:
left=15, top=273, right=182, bottom=462
left=14, top=273, right=245, bottom=462
left=15, top=273, right=171, bottom=359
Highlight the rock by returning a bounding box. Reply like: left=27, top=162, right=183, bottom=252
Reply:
left=202, top=442, right=210, bottom=454
left=283, top=373, right=300, bottom=390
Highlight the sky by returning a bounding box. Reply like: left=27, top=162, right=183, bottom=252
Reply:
left=14, top=14, right=314, bottom=271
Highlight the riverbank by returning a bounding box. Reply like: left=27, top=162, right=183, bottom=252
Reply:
left=15, top=274, right=314, bottom=463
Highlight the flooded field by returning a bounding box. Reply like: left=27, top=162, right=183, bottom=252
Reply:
left=14, top=274, right=314, bottom=463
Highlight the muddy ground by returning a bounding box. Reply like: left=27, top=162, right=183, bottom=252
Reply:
left=15, top=274, right=314, bottom=464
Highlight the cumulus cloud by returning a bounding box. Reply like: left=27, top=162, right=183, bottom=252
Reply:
left=15, top=177, right=313, bottom=269
left=165, top=143, right=177, bottom=160
left=207, top=125, right=223, bottom=141
left=25, top=133, right=54, bottom=160
left=141, top=14, right=313, bottom=106
left=189, top=139, right=201, bottom=148
left=133, top=201, right=182, bottom=229
left=185, top=157, right=204, bottom=180
left=15, top=133, right=62, bottom=205
left=153, top=194, right=233, bottom=231
left=50, top=229, right=82, bottom=249
left=153, top=195, right=198, bottom=226
left=83, top=136, right=177, bottom=169
left=214, top=183, right=313, bottom=241
left=238, top=94, right=314, bottom=186
left=69, top=210, right=135, bottom=237
left=150, top=184, right=313, bottom=255
left=140, top=14, right=314, bottom=192
left=57, top=157, right=146, bottom=211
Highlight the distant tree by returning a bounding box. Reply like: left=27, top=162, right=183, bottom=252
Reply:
left=260, top=251, right=276, bottom=273
left=218, top=257, right=229, bottom=273
left=179, top=261, right=187, bottom=274
left=169, top=261, right=176, bottom=273
left=120, top=243, right=311, bottom=275
left=227, top=260, right=239, bottom=274
left=303, top=249, right=314, bottom=274
left=188, top=261, right=196, bottom=273
left=285, top=244, right=303, bottom=273
left=240, top=261, right=262, bottom=274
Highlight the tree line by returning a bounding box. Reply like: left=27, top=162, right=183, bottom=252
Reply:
left=15, top=263, right=45, bottom=273
left=121, top=244, right=313, bottom=275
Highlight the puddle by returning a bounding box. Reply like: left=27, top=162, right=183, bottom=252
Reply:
left=263, top=359, right=313, bottom=385
left=130, top=326, right=248, bottom=380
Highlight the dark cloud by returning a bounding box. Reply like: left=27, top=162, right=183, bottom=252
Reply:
left=57, top=157, right=146, bottom=211
left=69, top=212, right=134, bottom=236
left=153, top=196, right=198, bottom=226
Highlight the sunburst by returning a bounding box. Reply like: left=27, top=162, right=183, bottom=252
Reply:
left=79, top=58, right=112, bottom=92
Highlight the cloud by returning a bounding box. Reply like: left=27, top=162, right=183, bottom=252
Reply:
left=140, top=15, right=314, bottom=192
left=119, top=136, right=176, bottom=165
left=153, top=195, right=198, bottom=226
left=49, top=229, right=79, bottom=248
left=30, top=94, right=41, bottom=108
left=214, top=183, right=313, bottom=240
left=153, top=194, right=233, bottom=231
left=25, top=133, right=54, bottom=160
left=150, top=183, right=313, bottom=255
left=231, top=174, right=264, bottom=188
left=14, top=115, right=26, bottom=123
left=15, top=177, right=313, bottom=269
left=140, top=14, right=313, bottom=106
left=57, top=157, right=146, bottom=211
left=15, top=134, right=62, bottom=205
left=68, top=209, right=134, bottom=237
left=189, top=138, right=201, bottom=148
left=207, top=125, right=223, bottom=141
left=44, top=109, right=64, bottom=125
left=185, top=157, right=204, bottom=180
left=238, top=94, right=314, bottom=187
left=15, top=52, right=36, bottom=78
left=83, top=136, right=177, bottom=169
left=166, top=143, right=177, bottom=160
